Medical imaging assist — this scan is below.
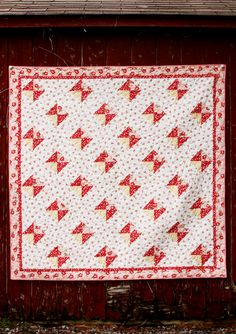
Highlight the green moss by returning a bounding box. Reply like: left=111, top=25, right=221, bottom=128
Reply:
left=0, top=318, right=17, bottom=329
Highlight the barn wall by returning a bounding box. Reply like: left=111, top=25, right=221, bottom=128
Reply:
left=0, top=26, right=236, bottom=321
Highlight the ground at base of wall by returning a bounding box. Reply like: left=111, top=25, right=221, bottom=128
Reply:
left=0, top=321, right=236, bottom=334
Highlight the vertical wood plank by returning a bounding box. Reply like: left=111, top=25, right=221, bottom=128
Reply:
left=82, top=29, right=106, bottom=66
left=228, top=33, right=236, bottom=285
left=31, top=282, right=59, bottom=320
left=156, top=29, right=182, bottom=65
left=176, top=29, right=208, bottom=320
left=33, top=28, right=58, bottom=67
left=52, top=30, right=84, bottom=318
left=106, top=30, right=132, bottom=321
left=125, top=41, right=154, bottom=320
left=131, top=30, right=156, bottom=66
left=200, top=31, right=232, bottom=317
left=81, top=282, right=106, bottom=320
left=55, top=28, right=82, bottom=66
left=82, top=28, right=107, bottom=320
left=7, top=29, right=33, bottom=320
left=55, top=282, right=82, bottom=319
left=106, top=29, right=131, bottom=66
left=180, top=29, right=207, bottom=64
left=33, top=29, right=85, bottom=320
left=0, top=31, right=8, bottom=317
left=205, top=280, right=232, bottom=319
left=79, top=29, right=107, bottom=320
left=107, top=26, right=148, bottom=315
left=180, top=280, right=207, bottom=319
left=155, top=29, right=207, bottom=320
left=31, top=28, right=58, bottom=320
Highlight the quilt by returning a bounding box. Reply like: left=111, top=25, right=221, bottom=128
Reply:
left=9, top=65, right=226, bottom=280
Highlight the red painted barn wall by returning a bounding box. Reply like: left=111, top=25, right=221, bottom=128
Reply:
left=0, top=26, right=236, bottom=321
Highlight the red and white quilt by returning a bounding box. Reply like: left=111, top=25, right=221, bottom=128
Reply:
left=9, top=65, right=226, bottom=280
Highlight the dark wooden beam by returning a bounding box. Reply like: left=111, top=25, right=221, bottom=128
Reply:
left=0, top=15, right=236, bottom=29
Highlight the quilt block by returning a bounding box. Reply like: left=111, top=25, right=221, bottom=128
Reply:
left=9, top=65, right=226, bottom=280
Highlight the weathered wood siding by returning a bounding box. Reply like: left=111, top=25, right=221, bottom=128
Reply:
left=0, top=26, right=235, bottom=321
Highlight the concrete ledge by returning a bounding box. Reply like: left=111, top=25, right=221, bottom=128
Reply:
left=0, top=321, right=236, bottom=334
